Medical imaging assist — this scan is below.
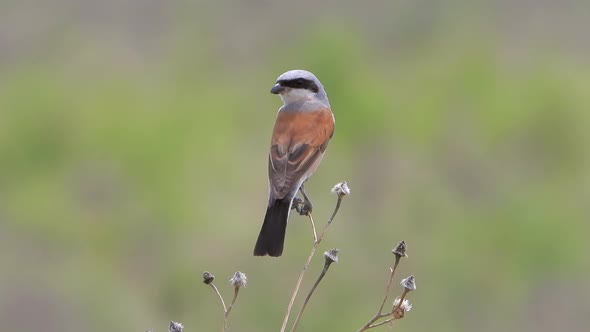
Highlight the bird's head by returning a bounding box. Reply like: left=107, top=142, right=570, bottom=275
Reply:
left=271, top=70, right=328, bottom=106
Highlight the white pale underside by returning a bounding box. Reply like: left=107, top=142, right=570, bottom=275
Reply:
left=280, top=88, right=316, bottom=105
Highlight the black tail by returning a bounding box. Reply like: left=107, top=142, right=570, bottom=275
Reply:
left=254, top=198, right=291, bottom=257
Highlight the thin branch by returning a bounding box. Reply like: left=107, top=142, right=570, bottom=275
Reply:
left=208, top=283, right=227, bottom=313
left=308, top=213, right=318, bottom=243
left=327, top=196, right=343, bottom=225
left=290, top=258, right=333, bottom=331
left=368, top=318, right=394, bottom=329
left=361, top=286, right=411, bottom=331
left=280, top=213, right=319, bottom=332
left=280, top=195, right=344, bottom=332
left=356, top=256, right=401, bottom=332
left=222, top=287, right=240, bottom=332
left=378, top=257, right=401, bottom=314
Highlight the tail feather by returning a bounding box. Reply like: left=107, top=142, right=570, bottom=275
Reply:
left=254, top=198, right=291, bottom=257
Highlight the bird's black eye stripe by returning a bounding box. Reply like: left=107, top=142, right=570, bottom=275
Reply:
left=277, top=78, right=319, bottom=93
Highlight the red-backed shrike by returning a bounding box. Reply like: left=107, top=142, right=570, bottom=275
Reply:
left=254, top=70, right=335, bottom=257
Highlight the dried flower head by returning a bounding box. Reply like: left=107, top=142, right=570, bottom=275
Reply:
left=400, top=275, right=416, bottom=291
left=331, top=181, right=351, bottom=197
left=392, top=297, right=413, bottom=319
left=392, top=241, right=408, bottom=258
left=202, top=271, right=215, bottom=284
left=393, top=297, right=413, bottom=312
left=169, top=321, right=184, bottom=332
left=230, top=271, right=247, bottom=288
left=324, top=248, right=339, bottom=264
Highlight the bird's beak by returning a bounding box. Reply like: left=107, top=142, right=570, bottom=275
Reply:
left=270, top=83, right=285, bottom=94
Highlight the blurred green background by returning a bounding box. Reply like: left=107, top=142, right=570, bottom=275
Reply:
left=1, top=1, right=589, bottom=331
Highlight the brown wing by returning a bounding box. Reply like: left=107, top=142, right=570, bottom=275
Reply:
left=268, top=108, right=335, bottom=199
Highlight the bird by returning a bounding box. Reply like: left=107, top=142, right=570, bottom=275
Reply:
left=254, top=70, right=335, bottom=257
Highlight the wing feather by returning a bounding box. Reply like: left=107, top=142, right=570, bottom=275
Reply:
left=268, top=108, right=334, bottom=199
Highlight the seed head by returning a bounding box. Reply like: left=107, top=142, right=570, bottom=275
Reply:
left=393, top=297, right=413, bottom=312
left=229, top=271, right=247, bottom=288
left=331, top=181, right=351, bottom=197
left=392, top=297, right=413, bottom=319
left=169, top=321, right=184, bottom=332
left=202, top=271, right=215, bottom=284
left=400, top=275, right=416, bottom=291
left=392, top=241, right=408, bottom=258
left=324, top=248, right=339, bottom=265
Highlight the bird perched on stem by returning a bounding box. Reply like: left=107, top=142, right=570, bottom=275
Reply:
left=254, top=70, right=335, bottom=257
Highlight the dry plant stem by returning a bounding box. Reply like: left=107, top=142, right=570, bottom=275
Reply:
left=328, top=196, right=343, bottom=225
left=280, top=197, right=343, bottom=332
left=308, top=213, right=318, bottom=243
left=222, top=287, right=240, bottom=332
left=378, top=256, right=401, bottom=314
left=385, top=288, right=410, bottom=330
left=290, top=262, right=331, bottom=332
left=367, top=288, right=410, bottom=330
left=369, top=318, right=394, bottom=329
left=208, top=283, right=227, bottom=313
left=279, top=213, right=319, bottom=332
left=356, top=256, right=401, bottom=332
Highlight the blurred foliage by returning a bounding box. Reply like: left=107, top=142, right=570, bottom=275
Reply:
left=1, top=1, right=589, bottom=332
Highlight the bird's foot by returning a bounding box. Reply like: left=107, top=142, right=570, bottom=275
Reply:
left=298, top=184, right=314, bottom=216
left=300, top=199, right=313, bottom=216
